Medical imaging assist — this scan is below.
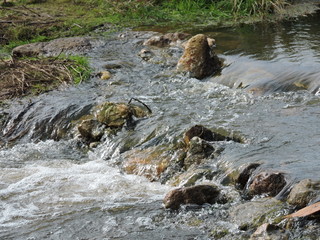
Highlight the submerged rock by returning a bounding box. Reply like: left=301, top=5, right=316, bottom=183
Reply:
left=183, top=125, right=215, bottom=146
left=163, top=184, right=221, bottom=210
left=122, top=146, right=171, bottom=181
left=183, top=137, right=214, bottom=169
left=248, top=171, right=286, bottom=197
left=94, top=102, right=149, bottom=128
left=230, top=198, right=284, bottom=228
left=287, top=179, right=320, bottom=208
left=250, top=223, right=289, bottom=240
left=143, top=32, right=190, bottom=48
left=138, top=48, right=154, bottom=61
left=177, top=34, right=221, bottom=79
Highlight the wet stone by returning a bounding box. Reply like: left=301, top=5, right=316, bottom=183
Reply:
left=184, top=125, right=214, bottom=146
left=163, top=184, right=221, bottom=210
left=248, top=171, right=286, bottom=197
left=183, top=137, right=214, bottom=169
left=237, top=163, right=261, bottom=189
left=177, top=34, right=221, bottom=79
left=99, top=71, right=112, bottom=80
left=229, top=198, right=284, bottom=228
left=77, top=118, right=105, bottom=142
left=287, top=179, right=320, bottom=208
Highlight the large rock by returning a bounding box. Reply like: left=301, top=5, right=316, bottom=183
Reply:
left=163, top=184, right=220, bottom=210
left=248, top=171, right=286, bottom=197
left=287, top=179, right=320, bottom=208
left=12, top=37, right=99, bottom=57
left=229, top=198, right=284, bottom=228
left=177, top=34, right=221, bottom=79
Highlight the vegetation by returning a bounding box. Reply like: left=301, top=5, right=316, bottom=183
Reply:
left=0, top=0, right=296, bottom=51
left=0, top=55, right=92, bottom=99
left=0, top=0, right=307, bottom=100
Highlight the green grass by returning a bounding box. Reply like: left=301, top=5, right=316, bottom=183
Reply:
left=66, top=55, right=92, bottom=85
left=0, top=0, right=294, bottom=53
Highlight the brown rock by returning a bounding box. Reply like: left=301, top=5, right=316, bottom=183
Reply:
left=177, top=34, right=221, bottom=79
left=237, top=163, right=261, bottom=189
left=163, top=184, right=220, bottom=210
left=248, top=171, right=286, bottom=197
left=122, top=146, right=171, bottom=181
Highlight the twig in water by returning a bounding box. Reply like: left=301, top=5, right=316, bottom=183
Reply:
left=128, top=98, right=152, bottom=114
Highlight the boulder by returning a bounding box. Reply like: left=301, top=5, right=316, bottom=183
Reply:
left=229, top=198, right=283, bottom=228
left=143, top=32, right=190, bottom=48
left=163, top=184, right=220, bottom=210
left=248, top=171, right=286, bottom=197
left=287, top=179, right=320, bottom=208
left=177, top=34, right=221, bottom=79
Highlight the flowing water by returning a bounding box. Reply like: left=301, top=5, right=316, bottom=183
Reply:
left=1, top=10, right=320, bottom=240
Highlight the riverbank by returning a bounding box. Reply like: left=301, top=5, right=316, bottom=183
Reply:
left=1, top=0, right=319, bottom=54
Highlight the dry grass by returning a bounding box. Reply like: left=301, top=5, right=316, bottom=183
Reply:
left=0, top=57, right=76, bottom=100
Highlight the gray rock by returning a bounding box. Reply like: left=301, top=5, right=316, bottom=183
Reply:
left=229, top=198, right=283, bottom=228
left=143, top=32, right=190, bottom=48
left=287, top=179, right=320, bottom=208
left=12, top=37, right=99, bottom=57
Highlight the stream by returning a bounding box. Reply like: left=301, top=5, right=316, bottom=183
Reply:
left=1, top=10, right=320, bottom=240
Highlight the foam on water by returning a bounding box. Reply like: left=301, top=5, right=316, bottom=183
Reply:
left=0, top=140, right=169, bottom=232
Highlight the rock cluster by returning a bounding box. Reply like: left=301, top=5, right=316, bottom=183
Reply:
left=143, top=32, right=190, bottom=48
left=77, top=101, right=150, bottom=143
